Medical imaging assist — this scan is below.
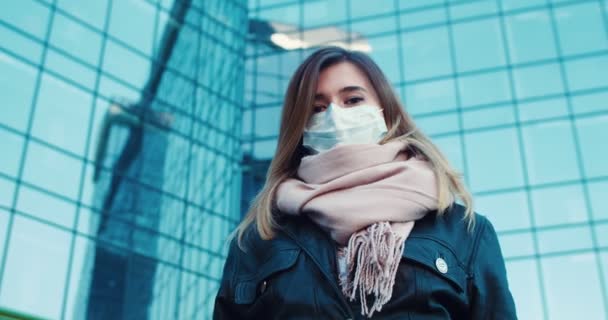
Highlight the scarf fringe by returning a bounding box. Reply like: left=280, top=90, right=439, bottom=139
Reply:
left=337, top=222, right=406, bottom=318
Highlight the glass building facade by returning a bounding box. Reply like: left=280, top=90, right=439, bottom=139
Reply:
left=0, top=0, right=246, bottom=319
left=1, top=0, right=607, bottom=319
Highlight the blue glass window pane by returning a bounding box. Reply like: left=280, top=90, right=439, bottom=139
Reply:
left=57, top=0, right=109, bottom=30
left=595, top=225, right=608, bottom=247
left=522, top=121, right=580, bottom=185
left=257, top=5, right=300, bottom=28
left=401, top=26, right=453, bottom=81
left=501, top=0, right=545, bottom=11
left=518, top=97, right=568, bottom=122
left=602, top=253, right=608, bottom=302
left=0, top=24, right=44, bottom=64
left=399, top=0, right=443, bottom=10
left=62, top=235, right=95, bottom=320
left=255, top=74, right=281, bottom=104
left=589, top=181, right=608, bottom=221
left=571, top=91, right=608, bottom=115
left=254, top=106, right=281, bottom=137
left=22, top=142, right=83, bottom=200
left=44, top=50, right=97, bottom=90
left=50, top=13, right=103, bottom=66
left=458, top=71, right=511, bottom=107
left=505, top=260, right=546, bottom=320
left=98, top=75, right=141, bottom=101
left=414, top=113, right=459, bottom=136
left=565, top=56, right=608, bottom=92
left=476, top=191, right=531, bottom=230
left=0, top=53, right=37, bottom=131
left=16, top=186, right=76, bottom=229
left=465, top=128, right=524, bottom=191
left=351, top=15, right=397, bottom=37
left=449, top=0, right=498, bottom=19
left=0, top=0, right=50, bottom=39
left=538, top=226, right=593, bottom=254
left=0, top=179, right=15, bottom=207
left=554, top=2, right=608, bottom=56
left=0, top=129, right=23, bottom=178
left=577, top=115, right=608, bottom=178
left=433, top=135, right=464, bottom=174
left=257, top=53, right=281, bottom=75
left=399, top=8, right=445, bottom=29
left=31, top=74, right=92, bottom=155
left=108, top=0, right=156, bottom=55
left=452, top=18, right=505, bottom=72
left=513, top=63, right=564, bottom=100
left=505, top=10, right=557, bottom=64
left=0, top=215, right=71, bottom=319
left=542, top=254, right=606, bottom=320
left=0, top=209, right=7, bottom=266
left=404, top=79, right=457, bottom=115
left=462, top=104, right=515, bottom=130
left=499, top=232, right=535, bottom=258
left=242, top=108, right=252, bottom=138
left=253, top=139, right=277, bottom=159
left=368, top=35, right=401, bottom=84
left=532, top=184, right=588, bottom=227
left=278, top=50, right=302, bottom=79
left=258, top=0, right=293, bottom=6
left=350, top=0, right=396, bottom=19
left=77, top=164, right=100, bottom=214
left=102, top=41, right=151, bottom=90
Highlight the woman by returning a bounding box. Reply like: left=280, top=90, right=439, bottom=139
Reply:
left=213, top=46, right=517, bottom=319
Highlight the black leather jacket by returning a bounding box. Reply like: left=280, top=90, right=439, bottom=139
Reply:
left=213, top=204, right=517, bottom=319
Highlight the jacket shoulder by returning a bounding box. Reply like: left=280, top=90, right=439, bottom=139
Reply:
left=235, top=221, right=298, bottom=253
left=226, top=222, right=300, bottom=276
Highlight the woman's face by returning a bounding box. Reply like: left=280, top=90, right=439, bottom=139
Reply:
left=313, top=61, right=382, bottom=114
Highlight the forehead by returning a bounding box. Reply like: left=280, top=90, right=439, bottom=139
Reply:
left=316, top=61, right=372, bottom=95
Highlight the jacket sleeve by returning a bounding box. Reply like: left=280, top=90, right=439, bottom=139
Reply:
left=213, top=237, right=243, bottom=320
left=470, top=216, right=518, bottom=319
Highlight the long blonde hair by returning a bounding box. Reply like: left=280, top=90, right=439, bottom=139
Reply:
left=231, top=46, right=473, bottom=250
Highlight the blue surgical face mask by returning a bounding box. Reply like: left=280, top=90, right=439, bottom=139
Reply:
left=302, top=103, right=388, bottom=154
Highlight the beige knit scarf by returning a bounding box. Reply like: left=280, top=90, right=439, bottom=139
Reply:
left=275, top=139, right=440, bottom=317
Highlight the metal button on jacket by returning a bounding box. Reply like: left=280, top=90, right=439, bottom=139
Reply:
left=435, top=257, right=448, bottom=274
left=259, top=280, right=268, bottom=294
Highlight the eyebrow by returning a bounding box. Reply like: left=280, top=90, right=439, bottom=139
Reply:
left=314, top=86, right=367, bottom=100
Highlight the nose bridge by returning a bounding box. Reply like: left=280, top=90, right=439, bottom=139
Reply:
left=327, top=94, right=345, bottom=108
left=326, top=102, right=343, bottom=115
left=328, top=101, right=344, bottom=110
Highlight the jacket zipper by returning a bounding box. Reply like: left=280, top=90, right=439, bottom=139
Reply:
left=282, top=229, right=356, bottom=319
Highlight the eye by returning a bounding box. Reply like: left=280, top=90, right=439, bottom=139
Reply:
left=345, top=96, right=364, bottom=105
left=313, top=105, right=326, bottom=113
